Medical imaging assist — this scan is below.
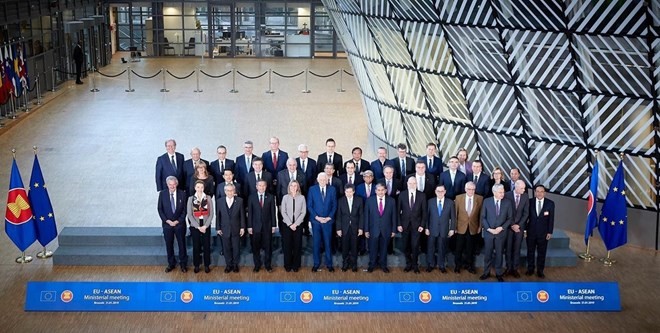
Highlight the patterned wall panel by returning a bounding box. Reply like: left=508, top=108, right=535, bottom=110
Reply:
left=323, top=0, right=660, bottom=210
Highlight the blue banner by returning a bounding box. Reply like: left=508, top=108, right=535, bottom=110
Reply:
left=26, top=281, right=620, bottom=312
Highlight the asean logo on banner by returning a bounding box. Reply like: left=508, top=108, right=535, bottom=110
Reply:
left=180, top=290, right=193, bottom=303
left=300, top=291, right=313, bottom=303
left=419, top=291, right=432, bottom=303
left=60, top=290, right=73, bottom=303
left=5, top=158, right=37, bottom=252
left=537, top=290, right=549, bottom=303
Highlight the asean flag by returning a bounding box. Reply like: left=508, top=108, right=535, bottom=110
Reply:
left=5, top=158, right=37, bottom=252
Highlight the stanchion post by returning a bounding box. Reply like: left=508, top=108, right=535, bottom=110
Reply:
left=266, top=68, right=274, bottom=94
left=90, top=67, right=100, bottom=92
left=230, top=68, right=238, bottom=93
left=337, top=69, right=346, bottom=92
left=51, top=67, right=56, bottom=92
left=35, top=74, right=42, bottom=105
left=194, top=67, right=203, bottom=93
left=23, top=81, right=30, bottom=112
left=10, top=93, right=17, bottom=119
left=125, top=66, right=135, bottom=92
left=160, top=68, right=169, bottom=93
left=302, top=68, right=311, bottom=93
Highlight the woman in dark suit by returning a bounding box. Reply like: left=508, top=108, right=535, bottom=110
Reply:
left=280, top=180, right=306, bottom=272
left=488, top=167, right=510, bottom=197
left=190, top=161, right=215, bottom=197
left=187, top=180, right=214, bottom=273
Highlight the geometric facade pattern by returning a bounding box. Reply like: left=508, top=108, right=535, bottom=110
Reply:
left=322, top=0, right=660, bottom=210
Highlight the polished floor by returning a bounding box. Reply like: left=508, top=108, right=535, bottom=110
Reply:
left=0, top=54, right=658, bottom=332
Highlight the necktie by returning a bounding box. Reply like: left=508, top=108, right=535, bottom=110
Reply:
left=355, top=161, right=360, bottom=173
left=410, top=192, right=414, bottom=208
left=437, top=200, right=443, bottom=216
left=348, top=176, right=353, bottom=185
left=537, top=200, right=542, bottom=216
left=170, top=192, right=176, bottom=213
left=401, top=159, right=405, bottom=174
left=170, top=155, right=176, bottom=169
left=221, top=160, right=225, bottom=172
left=515, top=195, right=519, bottom=208
left=496, top=200, right=500, bottom=216
left=429, top=158, right=432, bottom=170
left=259, top=194, right=264, bottom=207
left=302, top=160, right=306, bottom=172
left=387, top=180, right=391, bottom=195
left=467, top=197, right=472, bottom=214
left=418, top=176, right=424, bottom=192
left=378, top=198, right=384, bottom=216
left=272, top=153, right=278, bottom=169
left=246, top=157, right=251, bottom=170
left=257, top=173, right=261, bottom=181
left=290, top=173, right=294, bottom=181
left=366, top=185, right=371, bottom=198
left=328, top=154, right=333, bottom=165
left=321, top=187, right=325, bottom=200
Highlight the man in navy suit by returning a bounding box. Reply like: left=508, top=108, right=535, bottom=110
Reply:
left=438, top=156, right=467, bottom=200
left=235, top=140, right=258, bottom=185
left=183, top=147, right=209, bottom=190
left=364, top=183, right=397, bottom=273
left=397, top=176, right=427, bottom=273
left=355, top=170, right=376, bottom=200
left=262, top=136, right=288, bottom=179
left=246, top=158, right=273, bottom=197
left=425, top=185, right=456, bottom=273
left=419, top=142, right=442, bottom=180
left=317, top=138, right=343, bottom=176
left=370, top=147, right=394, bottom=180
left=336, top=184, right=364, bottom=272
left=307, top=172, right=337, bottom=272
left=277, top=158, right=306, bottom=203
left=379, top=165, right=401, bottom=200
left=467, top=160, right=490, bottom=197
left=296, top=144, right=317, bottom=195
left=526, top=184, right=554, bottom=279
left=157, top=176, right=188, bottom=273
left=340, top=161, right=363, bottom=187
left=209, top=145, right=235, bottom=184
left=505, top=180, right=529, bottom=278
left=413, top=161, right=436, bottom=200
left=321, top=163, right=344, bottom=198
left=215, top=169, right=243, bottom=200
left=155, top=139, right=185, bottom=192
left=391, top=143, right=415, bottom=187
left=480, top=184, right=513, bottom=282
left=216, top=183, right=245, bottom=273
left=247, top=180, right=276, bottom=272
left=345, top=146, right=370, bottom=176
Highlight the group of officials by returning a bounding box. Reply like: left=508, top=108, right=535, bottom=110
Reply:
left=156, top=138, right=555, bottom=281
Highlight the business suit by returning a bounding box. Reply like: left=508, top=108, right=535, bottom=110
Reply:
left=426, top=197, right=456, bottom=270
left=413, top=172, right=437, bottom=200
left=247, top=191, right=276, bottom=270
left=467, top=172, right=491, bottom=197
left=307, top=185, right=337, bottom=269
left=277, top=170, right=306, bottom=204
left=187, top=194, right=214, bottom=270
left=296, top=158, right=316, bottom=192
left=246, top=170, right=274, bottom=197
left=155, top=152, right=185, bottom=191
left=234, top=154, right=258, bottom=184
left=340, top=173, right=363, bottom=187
left=183, top=158, right=210, bottom=191
left=480, top=197, right=513, bottom=277
left=317, top=152, right=343, bottom=176
left=370, top=159, right=394, bottom=180
left=364, top=195, right=397, bottom=271
left=527, top=198, right=554, bottom=275
left=209, top=158, right=235, bottom=184
left=345, top=159, right=370, bottom=175
left=355, top=182, right=375, bottom=200
left=280, top=194, right=306, bottom=271
left=391, top=156, right=415, bottom=186
left=397, top=190, right=427, bottom=271
left=378, top=177, right=401, bottom=200
left=318, top=175, right=344, bottom=199
left=438, top=170, right=467, bottom=200
left=487, top=180, right=511, bottom=197
left=215, top=181, right=243, bottom=200
left=505, top=191, right=529, bottom=274
left=454, top=193, right=483, bottom=271
left=216, top=196, right=245, bottom=270
left=262, top=150, right=289, bottom=177
left=157, top=189, right=188, bottom=269
left=336, top=195, right=364, bottom=270
left=419, top=156, right=443, bottom=179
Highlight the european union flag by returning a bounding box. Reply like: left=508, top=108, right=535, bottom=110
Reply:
left=5, top=158, right=37, bottom=252
left=598, top=160, right=627, bottom=251
left=584, top=160, right=599, bottom=245
left=28, top=154, right=58, bottom=246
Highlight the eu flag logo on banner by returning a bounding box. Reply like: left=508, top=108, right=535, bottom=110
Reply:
left=29, top=154, right=58, bottom=246
left=584, top=160, right=599, bottom=245
left=598, top=160, right=627, bottom=251
left=5, top=158, right=36, bottom=252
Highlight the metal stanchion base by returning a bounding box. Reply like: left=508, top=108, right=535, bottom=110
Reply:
left=194, top=89, right=203, bottom=93
left=36, top=250, right=54, bottom=259
left=578, top=253, right=595, bottom=261
left=265, top=90, right=274, bottom=94
left=337, top=88, right=346, bottom=92
left=302, top=90, right=311, bottom=93
left=16, top=255, right=33, bottom=263
left=229, top=89, right=239, bottom=93
left=125, top=89, right=135, bottom=93
left=599, top=257, right=616, bottom=266
left=10, top=115, right=17, bottom=119
left=34, top=101, right=42, bottom=106
left=160, top=89, right=170, bottom=93
left=90, top=88, right=100, bottom=92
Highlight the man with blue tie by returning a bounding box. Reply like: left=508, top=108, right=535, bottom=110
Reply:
left=155, top=139, right=185, bottom=192
left=526, top=184, right=554, bottom=279
left=157, top=176, right=188, bottom=273
left=425, top=185, right=456, bottom=273
left=480, top=184, right=513, bottom=282
left=391, top=143, right=415, bottom=187
left=364, top=183, right=398, bottom=273
left=419, top=143, right=442, bottom=180
left=209, top=145, right=235, bottom=184
left=307, top=172, right=337, bottom=272
left=235, top=140, right=258, bottom=185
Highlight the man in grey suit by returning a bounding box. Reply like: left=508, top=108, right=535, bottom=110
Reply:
left=216, top=184, right=245, bottom=273
left=425, top=185, right=456, bottom=273
left=480, top=184, right=513, bottom=282
left=505, top=180, right=529, bottom=278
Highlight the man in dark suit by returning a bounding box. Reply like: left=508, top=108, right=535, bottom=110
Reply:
left=467, top=160, right=490, bottom=197
left=364, top=183, right=398, bottom=273
left=277, top=158, right=306, bottom=203
left=505, top=180, right=529, bottom=278
left=438, top=156, right=467, bottom=200
left=73, top=41, right=84, bottom=84
left=340, top=161, right=363, bottom=187
left=317, top=138, right=343, bottom=176
left=336, top=184, right=364, bottom=272
left=321, top=163, right=344, bottom=198
left=425, top=185, right=456, bottom=273
left=379, top=165, right=401, bottom=200
left=157, top=176, right=188, bottom=273
left=155, top=139, right=185, bottom=192
left=235, top=140, right=258, bottom=185
left=370, top=147, right=394, bottom=180
left=345, top=146, right=370, bottom=176
left=209, top=145, right=235, bottom=184
left=419, top=142, right=443, bottom=179
left=183, top=147, right=209, bottom=190
left=413, top=161, right=436, bottom=200
left=296, top=144, right=317, bottom=195
left=216, top=183, right=245, bottom=273
left=355, top=170, right=376, bottom=200
left=247, top=180, right=276, bottom=272
left=454, top=182, right=483, bottom=274
left=397, top=176, right=427, bottom=273
left=307, top=173, right=337, bottom=272
left=509, top=168, right=522, bottom=191
left=215, top=169, right=243, bottom=200
left=480, top=184, right=513, bottom=282
left=262, top=136, right=288, bottom=178
left=526, top=184, right=554, bottom=279
left=391, top=143, right=415, bottom=187
left=246, top=158, right=273, bottom=197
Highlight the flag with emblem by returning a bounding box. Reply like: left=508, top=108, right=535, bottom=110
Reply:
left=583, top=159, right=599, bottom=245
left=5, top=158, right=37, bottom=252
left=598, top=160, right=627, bottom=251
left=28, top=154, right=58, bottom=246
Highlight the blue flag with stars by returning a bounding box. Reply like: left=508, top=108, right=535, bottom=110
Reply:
left=598, top=160, right=627, bottom=251
left=28, top=154, right=58, bottom=246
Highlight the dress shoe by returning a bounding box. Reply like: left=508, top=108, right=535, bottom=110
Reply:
left=204, top=266, right=210, bottom=273
left=293, top=268, right=299, bottom=272
left=496, top=275, right=504, bottom=282
left=285, top=268, right=292, bottom=272
left=352, top=267, right=358, bottom=272
left=266, top=267, right=273, bottom=272
left=426, top=267, right=433, bottom=273
left=382, top=267, right=390, bottom=273
left=194, top=267, right=200, bottom=274
left=341, top=267, right=348, bottom=272
left=233, top=266, right=239, bottom=273
left=468, top=267, right=477, bottom=274
left=253, top=267, right=260, bottom=273
left=224, top=267, right=232, bottom=273
left=414, top=268, right=420, bottom=274
left=479, top=273, right=491, bottom=280
left=367, top=267, right=374, bottom=273
left=512, top=271, right=520, bottom=278
left=76, top=81, right=84, bottom=85
left=181, top=266, right=188, bottom=273
left=454, top=268, right=461, bottom=274
left=165, top=266, right=175, bottom=273
left=537, top=272, right=545, bottom=279
left=439, top=267, right=447, bottom=274
left=404, top=266, right=412, bottom=272
left=311, top=267, right=319, bottom=272
left=525, top=270, right=534, bottom=276
left=328, top=267, right=335, bottom=272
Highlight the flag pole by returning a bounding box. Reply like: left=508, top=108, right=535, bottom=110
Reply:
left=11, top=148, right=34, bottom=263
left=32, top=145, right=54, bottom=259
left=600, top=250, right=616, bottom=266
left=578, top=237, right=594, bottom=261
